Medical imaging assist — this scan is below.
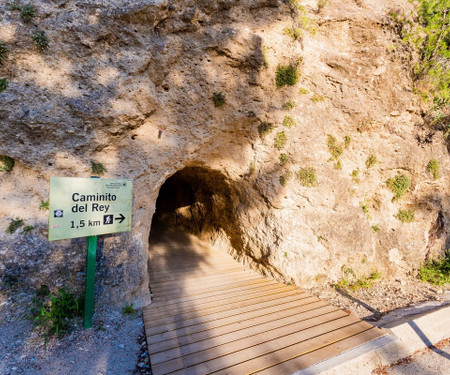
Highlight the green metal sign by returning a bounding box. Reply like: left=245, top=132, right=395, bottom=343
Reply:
left=48, top=177, right=132, bottom=241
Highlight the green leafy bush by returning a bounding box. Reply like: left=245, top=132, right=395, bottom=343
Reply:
left=311, top=93, right=326, bottom=103
left=30, top=288, right=83, bottom=339
left=0, top=155, right=14, bottom=172
left=365, top=154, right=377, bottom=168
left=282, top=115, right=296, bottom=128
left=274, top=131, right=287, bottom=149
left=39, top=200, right=49, bottom=211
left=0, top=41, right=9, bottom=65
left=258, top=121, right=273, bottom=139
left=386, top=174, right=411, bottom=200
left=275, top=63, right=300, bottom=87
left=419, top=250, right=450, bottom=285
left=21, top=4, right=36, bottom=23
left=0, top=79, right=8, bottom=93
left=351, top=170, right=360, bottom=183
left=317, top=0, right=331, bottom=12
left=396, top=209, right=415, bottom=223
left=372, top=225, right=380, bottom=232
left=212, top=92, right=225, bottom=107
left=297, top=167, right=317, bottom=187
left=298, top=87, right=309, bottom=95
left=279, top=169, right=292, bottom=187
left=6, top=218, right=24, bottom=234
left=91, top=160, right=106, bottom=176
left=327, top=134, right=343, bottom=160
left=23, top=225, right=34, bottom=235
left=283, top=27, right=302, bottom=40
left=333, top=265, right=381, bottom=291
left=427, top=159, right=440, bottom=179
left=122, top=304, right=136, bottom=315
left=279, top=153, right=288, bottom=165
left=344, top=135, right=351, bottom=148
left=282, top=100, right=295, bottom=110
left=32, top=31, right=48, bottom=52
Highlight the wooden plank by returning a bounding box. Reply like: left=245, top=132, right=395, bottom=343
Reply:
left=149, top=280, right=284, bottom=306
left=144, top=286, right=307, bottom=325
left=144, top=289, right=307, bottom=327
left=166, top=320, right=371, bottom=375
left=253, top=327, right=386, bottom=375
left=151, top=311, right=350, bottom=374
left=145, top=295, right=319, bottom=345
left=149, top=266, right=249, bottom=283
left=145, top=290, right=309, bottom=336
left=149, top=259, right=240, bottom=274
left=150, top=305, right=342, bottom=366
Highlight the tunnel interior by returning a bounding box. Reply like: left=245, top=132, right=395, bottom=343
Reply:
left=149, top=167, right=242, bottom=247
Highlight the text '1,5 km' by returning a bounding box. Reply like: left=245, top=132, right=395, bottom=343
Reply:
left=48, top=177, right=133, bottom=241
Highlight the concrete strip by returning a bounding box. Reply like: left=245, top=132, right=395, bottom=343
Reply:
left=291, top=304, right=450, bottom=375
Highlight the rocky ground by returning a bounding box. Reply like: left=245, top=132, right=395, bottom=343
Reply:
left=1, top=276, right=449, bottom=375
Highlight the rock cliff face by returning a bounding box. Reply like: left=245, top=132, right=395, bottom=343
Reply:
left=0, top=0, right=448, bottom=307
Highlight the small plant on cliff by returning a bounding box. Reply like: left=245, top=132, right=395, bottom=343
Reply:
left=91, top=160, right=106, bottom=176
left=20, top=4, right=36, bottom=23
left=0, top=41, right=9, bottom=66
left=258, top=121, right=273, bottom=139
left=282, top=115, right=296, bottom=128
left=0, top=155, right=14, bottom=172
left=365, top=154, right=377, bottom=168
left=262, top=45, right=269, bottom=69
left=274, top=131, right=287, bottom=149
left=9, top=1, right=22, bottom=11
left=39, top=200, right=49, bottom=211
left=297, top=167, right=317, bottom=187
left=6, top=218, right=24, bottom=234
left=344, top=135, right=351, bottom=148
left=0, top=79, right=8, bottom=93
left=334, top=265, right=381, bottom=291
left=32, top=31, right=48, bottom=52
left=282, top=99, right=296, bottom=110
left=299, top=87, right=309, bottom=95
left=327, top=134, right=343, bottom=161
left=212, top=92, right=225, bottom=107
left=23, top=225, right=34, bottom=235
left=311, top=93, right=326, bottom=103
left=351, top=170, right=360, bottom=183
left=283, top=27, right=302, bottom=40
left=279, top=169, right=292, bottom=187
left=279, top=153, right=288, bottom=165
left=419, top=250, right=450, bottom=286
left=275, top=62, right=300, bottom=87
left=122, top=303, right=136, bottom=315
left=372, top=225, right=380, bottom=232
left=386, top=174, right=411, bottom=200
left=427, top=159, right=440, bottom=180
left=317, top=0, right=331, bottom=13
left=396, top=209, right=415, bottom=223
left=30, top=287, right=83, bottom=340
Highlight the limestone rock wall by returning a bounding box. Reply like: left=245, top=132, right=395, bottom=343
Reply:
left=0, top=0, right=448, bottom=306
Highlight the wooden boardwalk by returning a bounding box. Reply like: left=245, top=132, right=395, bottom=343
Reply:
left=144, top=229, right=386, bottom=375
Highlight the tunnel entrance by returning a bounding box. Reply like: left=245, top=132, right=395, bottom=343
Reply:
left=149, top=167, right=241, bottom=247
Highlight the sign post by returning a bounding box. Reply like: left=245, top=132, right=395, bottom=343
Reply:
left=48, top=177, right=133, bottom=329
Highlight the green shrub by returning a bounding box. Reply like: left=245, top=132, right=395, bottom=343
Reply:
left=6, top=218, right=24, bottom=234
left=282, top=100, right=295, bottom=110
left=39, top=200, right=49, bottom=211
left=386, top=174, right=411, bottom=200
left=21, top=4, right=36, bottom=23
left=297, top=167, right=317, bottom=187
left=275, top=63, right=300, bottom=87
left=333, top=265, right=381, bottom=291
left=396, top=209, right=415, bottom=223
left=32, top=31, right=48, bottom=52
left=262, top=45, right=269, bottom=69
left=30, top=288, right=83, bottom=339
left=258, top=121, right=273, bottom=139
left=23, top=225, right=34, bottom=235
left=279, top=169, right=292, bottom=186
left=0, top=155, right=14, bottom=172
left=298, top=87, right=309, bottom=95
left=282, top=115, right=296, bottom=128
left=427, top=159, right=440, bottom=180
left=419, top=250, right=450, bottom=286
left=279, top=153, right=288, bottom=165
left=0, top=41, right=9, bottom=65
left=317, top=0, right=331, bottom=12
left=9, top=1, right=22, bottom=11
left=371, top=225, right=380, bottom=232
left=122, top=304, right=135, bottom=315
left=212, top=92, right=225, bottom=107
left=344, top=135, right=351, bottom=148
left=365, top=154, right=377, bottom=168
left=311, top=93, right=326, bottom=103
left=360, top=199, right=370, bottom=218
left=327, top=134, right=343, bottom=160
left=91, top=160, right=106, bottom=176
left=274, top=131, right=287, bottom=149
left=0, top=79, right=8, bottom=93
left=351, top=170, right=360, bottom=183
left=283, top=27, right=302, bottom=40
